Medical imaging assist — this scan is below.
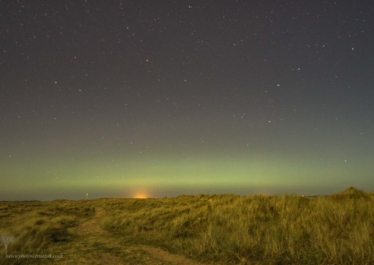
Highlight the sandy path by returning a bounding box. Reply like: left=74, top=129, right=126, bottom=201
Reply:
left=68, top=207, right=206, bottom=265
left=75, top=207, right=109, bottom=235
left=139, top=245, right=206, bottom=265
left=68, top=207, right=125, bottom=265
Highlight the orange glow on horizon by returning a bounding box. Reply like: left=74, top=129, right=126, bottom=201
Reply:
left=133, top=192, right=148, bottom=199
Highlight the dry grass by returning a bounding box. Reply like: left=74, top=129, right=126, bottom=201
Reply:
left=0, top=200, right=95, bottom=264
left=101, top=187, right=374, bottom=264
left=0, top=187, right=373, bottom=264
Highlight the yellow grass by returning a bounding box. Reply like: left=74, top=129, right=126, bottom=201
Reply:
left=0, top=187, right=373, bottom=264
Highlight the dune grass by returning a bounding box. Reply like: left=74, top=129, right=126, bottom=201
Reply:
left=0, top=187, right=373, bottom=264
left=0, top=200, right=95, bottom=264
left=101, top=188, right=374, bottom=264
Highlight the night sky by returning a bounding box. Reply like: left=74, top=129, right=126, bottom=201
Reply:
left=1, top=1, right=374, bottom=200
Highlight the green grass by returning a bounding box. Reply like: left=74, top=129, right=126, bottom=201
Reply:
left=0, top=187, right=373, bottom=264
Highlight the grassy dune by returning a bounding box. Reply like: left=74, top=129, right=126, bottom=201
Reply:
left=101, top=187, right=374, bottom=264
left=0, top=200, right=96, bottom=264
left=0, top=187, right=373, bottom=264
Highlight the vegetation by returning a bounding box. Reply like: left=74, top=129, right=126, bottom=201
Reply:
left=0, top=200, right=95, bottom=264
left=0, top=187, right=373, bottom=264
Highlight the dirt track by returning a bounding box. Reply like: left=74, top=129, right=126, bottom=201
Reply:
left=67, top=207, right=205, bottom=265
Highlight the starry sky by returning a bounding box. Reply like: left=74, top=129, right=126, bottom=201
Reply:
left=1, top=0, right=374, bottom=200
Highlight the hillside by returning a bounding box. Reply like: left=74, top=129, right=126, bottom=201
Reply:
left=1, top=188, right=373, bottom=264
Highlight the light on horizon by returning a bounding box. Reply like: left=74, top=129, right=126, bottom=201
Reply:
left=133, top=191, right=148, bottom=199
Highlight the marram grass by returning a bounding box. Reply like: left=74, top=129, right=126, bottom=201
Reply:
left=0, top=187, right=373, bottom=264
left=101, top=188, right=374, bottom=264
